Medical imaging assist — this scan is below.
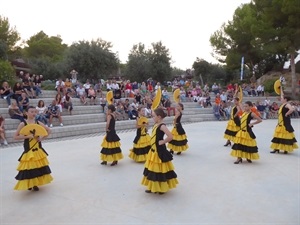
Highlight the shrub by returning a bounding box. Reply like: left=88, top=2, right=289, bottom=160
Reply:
left=0, top=60, right=16, bottom=85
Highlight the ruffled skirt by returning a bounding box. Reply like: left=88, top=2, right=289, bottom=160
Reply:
left=230, top=130, right=259, bottom=160
left=100, top=137, right=123, bottom=162
left=167, top=127, right=188, bottom=153
left=14, top=148, right=53, bottom=190
left=141, top=148, right=178, bottom=193
left=270, top=125, right=298, bottom=152
left=129, top=135, right=151, bottom=162
left=224, top=120, right=240, bottom=141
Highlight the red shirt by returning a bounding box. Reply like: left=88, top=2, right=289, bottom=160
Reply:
left=125, top=83, right=132, bottom=90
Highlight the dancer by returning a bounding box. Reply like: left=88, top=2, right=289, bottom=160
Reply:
left=13, top=106, right=52, bottom=191
left=230, top=101, right=262, bottom=164
left=167, top=103, right=189, bottom=155
left=223, top=97, right=242, bottom=147
left=141, top=108, right=178, bottom=194
left=270, top=96, right=298, bottom=154
left=129, top=107, right=151, bottom=162
left=100, top=104, right=123, bottom=166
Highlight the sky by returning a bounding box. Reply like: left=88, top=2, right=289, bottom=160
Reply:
left=1, top=0, right=250, bottom=69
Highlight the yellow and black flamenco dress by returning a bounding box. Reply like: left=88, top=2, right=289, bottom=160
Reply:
left=270, top=104, right=298, bottom=152
left=14, top=128, right=53, bottom=190
left=141, top=123, right=178, bottom=193
left=100, top=115, right=123, bottom=162
left=230, top=112, right=260, bottom=160
left=129, top=117, right=151, bottom=162
left=167, top=113, right=188, bottom=154
left=224, top=106, right=241, bottom=142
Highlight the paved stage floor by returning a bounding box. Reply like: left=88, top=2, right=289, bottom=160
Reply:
left=1, top=119, right=299, bottom=225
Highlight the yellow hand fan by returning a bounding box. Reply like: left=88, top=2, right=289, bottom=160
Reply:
left=19, top=124, right=48, bottom=137
left=274, top=80, right=281, bottom=95
left=106, top=91, right=114, bottom=105
left=173, top=88, right=180, bottom=103
left=151, top=87, right=162, bottom=110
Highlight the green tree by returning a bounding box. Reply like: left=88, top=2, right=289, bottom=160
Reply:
left=65, top=38, right=119, bottom=82
left=24, top=31, right=67, bottom=61
left=0, top=15, right=20, bottom=60
left=125, top=43, right=152, bottom=82
left=0, top=60, right=15, bottom=83
left=251, top=0, right=300, bottom=98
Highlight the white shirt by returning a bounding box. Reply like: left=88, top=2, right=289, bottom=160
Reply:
left=55, top=80, right=65, bottom=88
left=111, top=83, right=119, bottom=90
left=36, top=106, right=47, bottom=114
left=76, top=87, right=85, bottom=96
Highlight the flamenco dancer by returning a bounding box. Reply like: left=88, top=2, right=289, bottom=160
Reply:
left=167, top=103, right=189, bottom=155
left=270, top=96, right=298, bottom=154
left=129, top=107, right=151, bottom=162
left=223, top=97, right=242, bottom=147
left=230, top=101, right=262, bottom=164
left=100, top=104, right=124, bottom=166
left=141, top=108, right=178, bottom=194
left=14, top=106, right=52, bottom=191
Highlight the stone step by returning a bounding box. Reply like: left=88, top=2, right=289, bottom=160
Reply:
left=3, top=113, right=215, bottom=144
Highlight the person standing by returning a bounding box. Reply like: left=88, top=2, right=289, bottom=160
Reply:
left=129, top=107, right=151, bottom=162
left=270, top=96, right=298, bottom=154
left=223, top=97, right=242, bottom=147
left=141, top=108, right=178, bottom=194
left=100, top=104, right=123, bottom=166
left=230, top=101, right=262, bottom=164
left=167, top=103, right=188, bottom=155
left=13, top=106, right=52, bottom=191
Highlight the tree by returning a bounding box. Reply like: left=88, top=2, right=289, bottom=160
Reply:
left=0, top=15, right=20, bottom=60
left=0, top=60, right=15, bottom=83
left=251, top=0, right=300, bottom=98
left=24, top=31, right=67, bottom=61
left=125, top=41, right=172, bottom=83
left=65, top=39, right=119, bottom=82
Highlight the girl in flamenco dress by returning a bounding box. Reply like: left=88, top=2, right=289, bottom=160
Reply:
left=167, top=103, right=188, bottom=155
left=270, top=96, right=298, bottom=154
left=129, top=107, right=151, bottom=162
left=141, top=108, right=178, bottom=194
left=14, top=106, right=52, bottom=191
left=230, top=101, right=262, bottom=164
left=223, top=97, right=242, bottom=147
left=100, top=104, right=124, bottom=166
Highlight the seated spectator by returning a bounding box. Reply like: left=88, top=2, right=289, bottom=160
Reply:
left=0, top=114, right=8, bottom=145
left=179, top=87, right=186, bottom=102
left=76, top=84, right=87, bottom=105
left=128, top=99, right=138, bottom=120
left=116, top=100, right=126, bottom=120
left=191, top=88, right=198, bottom=102
left=205, top=93, right=212, bottom=107
left=64, top=78, right=73, bottom=95
left=135, top=92, right=142, bottom=104
left=55, top=93, right=63, bottom=113
left=32, top=74, right=42, bottom=97
left=55, top=78, right=65, bottom=96
left=12, top=82, right=23, bottom=105
left=99, top=92, right=107, bottom=113
left=269, top=102, right=279, bottom=118
left=257, top=102, right=266, bottom=119
left=94, top=80, right=103, bottom=96
left=87, top=86, right=96, bottom=105
left=125, top=80, right=133, bottom=97
left=0, top=81, right=15, bottom=106
left=62, top=92, right=73, bottom=115
left=163, top=98, right=175, bottom=116
left=22, top=72, right=35, bottom=98
left=83, top=79, right=91, bottom=96
left=8, top=101, right=25, bottom=123
left=36, top=100, right=48, bottom=125
left=47, top=100, right=63, bottom=127
left=17, top=92, right=29, bottom=112
left=213, top=105, right=221, bottom=121
left=219, top=102, right=227, bottom=120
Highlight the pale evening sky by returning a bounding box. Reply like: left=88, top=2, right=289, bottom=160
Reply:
left=1, top=0, right=250, bottom=69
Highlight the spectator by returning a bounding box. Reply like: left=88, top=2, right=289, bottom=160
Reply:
left=163, top=98, right=176, bottom=117
left=106, top=80, right=112, bottom=92
left=211, top=83, right=219, bottom=95
left=125, top=80, right=133, bottom=97
left=64, top=78, right=73, bottom=95
left=220, top=91, right=227, bottom=103
left=135, top=92, right=142, bottom=104
left=213, top=104, right=221, bottom=121
left=0, top=81, right=15, bottom=106
left=22, top=73, right=35, bottom=98
left=76, top=84, right=87, bottom=105
left=162, top=87, right=169, bottom=100
left=17, top=92, right=29, bottom=112
left=140, top=82, right=147, bottom=96
left=87, top=86, right=96, bottom=105
left=205, top=93, right=212, bottom=107
left=99, top=92, right=107, bottom=113
left=36, top=100, right=48, bottom=125
left=257, top=102, right=266, bottom=119
left=8, top=101, right=25, bottom=123
left=0, top=114, right=8, bottom=145
left=179, top=86, right=186, bottom=102
left=13, top=82, right=23, bottom=105
left=48, top=100, right=63, bottom=127
left=32, top=74, right=42, bottom=97
left=83, top=79, right=91, bottom=96
left=147, top=81, right=153, bottom=94
left=55, top=78, right=65, bottom=96
left=55, top=93, right=63, bottom=113
left=94, top=80, right=103, bottom=96
left=63, top=92, right=73, bottom=115
left=128, top=99, right=139, bottom=120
